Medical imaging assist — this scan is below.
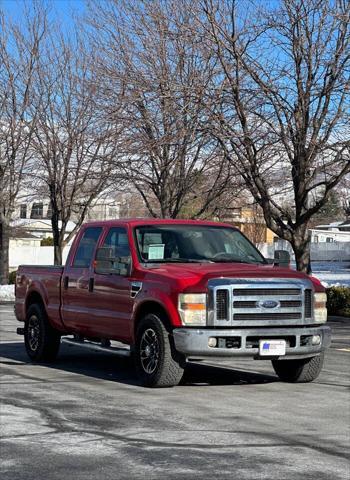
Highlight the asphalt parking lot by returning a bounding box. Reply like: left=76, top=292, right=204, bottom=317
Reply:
left=0, top=304, right=349, bottom=480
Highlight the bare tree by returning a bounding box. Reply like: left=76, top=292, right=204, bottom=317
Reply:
left=31, top=32, right=122, bottom=264
left=337, top=176, right=350, bottom=217
left=203, top=0, right=350, bottom=271
left=87, top=0, right=232, bottom=219
left=0, top=6, right=47, bottom=283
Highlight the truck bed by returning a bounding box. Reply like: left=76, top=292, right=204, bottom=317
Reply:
left=15, top=265, right=65, bottom=330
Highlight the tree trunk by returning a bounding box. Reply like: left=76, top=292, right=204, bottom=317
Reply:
left=51, top=208, right=63, bottom=266
left=291, top=231, right=312, bottom=274
left=54, top=244, right=63, bottom=266
left=0, top=218, right=10, bottom=284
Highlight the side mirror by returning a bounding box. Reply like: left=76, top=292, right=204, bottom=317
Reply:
left=274, top=250, right=290, bottom=268
left=95, top=247, right=131, bottom=276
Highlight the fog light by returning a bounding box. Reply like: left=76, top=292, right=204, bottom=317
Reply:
left=208, top=337, right=217, bottom=348
left=312, top=335, right=321, bottom=346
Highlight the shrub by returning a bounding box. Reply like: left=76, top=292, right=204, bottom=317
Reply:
left=41, top=236, right=54, bottom=246
left=8, top=270, right=17, bottom=284
left=326, top=286, right=350, bottom=318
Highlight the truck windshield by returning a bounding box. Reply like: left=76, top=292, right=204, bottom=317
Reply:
left=135, top=225, right=266, bottom=264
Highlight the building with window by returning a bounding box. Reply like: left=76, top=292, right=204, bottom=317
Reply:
left=18, top=201, right=48, bottom=220
left=12, top=195, right=120, bottom=241
left=15, top=197, right=120, bottom=222
left=310, top=220, right=350, bottom=243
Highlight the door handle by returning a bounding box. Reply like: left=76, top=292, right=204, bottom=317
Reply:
left=88, top=277, right=94, bottom=292
left=63, top=276, right=69, bottom=289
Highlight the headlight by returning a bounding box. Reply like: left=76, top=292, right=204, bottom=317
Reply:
left=178, top=293, right=206, bottom=326
left=314, top=292, right=327, bottom=323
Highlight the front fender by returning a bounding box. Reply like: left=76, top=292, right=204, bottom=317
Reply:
left=132, top=287, right=182, bottom=339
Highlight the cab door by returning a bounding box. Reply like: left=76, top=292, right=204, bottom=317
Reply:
left=61, top=226, right=103, bottom=335
left=90, top=226, right=134, bottom=342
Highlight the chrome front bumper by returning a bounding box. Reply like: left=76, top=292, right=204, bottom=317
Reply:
left=173, top=325, right=331, bottom=360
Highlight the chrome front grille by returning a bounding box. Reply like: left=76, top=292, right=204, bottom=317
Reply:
left=233, top=313, right=302, bottom=321
left=233, top=288, right=301, bottom=296
left=233, top=300, right=302, bottom=308
left=304, top=289, right=312, bottom=318
left=208, top=278, right=314, bottom=327
left=216, top=289, right=228, bottom=320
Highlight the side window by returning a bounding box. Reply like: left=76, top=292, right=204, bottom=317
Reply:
left=73, top=227, right=103, bottom=268
left=102, top=227, right=130, bottom=258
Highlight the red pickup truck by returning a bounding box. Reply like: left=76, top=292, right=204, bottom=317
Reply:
left=15, top=219, right=331, bottom=387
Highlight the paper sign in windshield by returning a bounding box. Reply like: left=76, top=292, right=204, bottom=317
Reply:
left=148, top=244, right=165, bottom=260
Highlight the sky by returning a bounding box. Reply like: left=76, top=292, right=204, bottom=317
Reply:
left=1, top=0, right=86, bottom=27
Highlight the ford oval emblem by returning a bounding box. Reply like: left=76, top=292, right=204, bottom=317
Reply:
left=257, top=300, right=280, bottom=309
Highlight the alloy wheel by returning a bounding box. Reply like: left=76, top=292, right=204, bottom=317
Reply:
left=28, top=315, right=40, bottom=352
left=140, top=328, right=160, bottom=374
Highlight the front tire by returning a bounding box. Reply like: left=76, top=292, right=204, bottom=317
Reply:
left=24, top=304, right=61, bottom=362
left=272, top=353, right=324, bottom=383
left=135, top=314, right=184, bottom=387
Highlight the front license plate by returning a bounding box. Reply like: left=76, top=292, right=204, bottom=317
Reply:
left=259, top=339, right=286, bottom=356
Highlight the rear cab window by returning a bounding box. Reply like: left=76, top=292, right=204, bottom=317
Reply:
left=94, top=226, right=132, bottom=276
left=101, top=227, right=131, bottom=257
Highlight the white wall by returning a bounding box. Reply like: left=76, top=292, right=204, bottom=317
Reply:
left=9, top=246, right=70, bottom=269
left=310, top=242, right=350, bottom=261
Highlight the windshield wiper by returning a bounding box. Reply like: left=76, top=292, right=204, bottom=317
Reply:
left=209, top=258, right=262, bottom=264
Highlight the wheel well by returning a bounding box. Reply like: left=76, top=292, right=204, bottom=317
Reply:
left=26, top=292, right=45, bottom=313
left=134, top=301, right=171, bottom=335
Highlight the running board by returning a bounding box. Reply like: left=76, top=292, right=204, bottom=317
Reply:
left=61, top=337, right=131, bottom=357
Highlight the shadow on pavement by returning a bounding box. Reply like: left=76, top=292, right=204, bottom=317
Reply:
left=0, top=341, right=278, bottom=388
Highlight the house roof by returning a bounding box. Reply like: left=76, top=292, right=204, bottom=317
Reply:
left=11, top=219, right=76, bottom=231
left=315, top=221, right=344, bottom=229
left=310, top=228, right=350, bottom=234
left=10, top=232, right=41, bottom=240
left=314, top=219, right=350, bottom=230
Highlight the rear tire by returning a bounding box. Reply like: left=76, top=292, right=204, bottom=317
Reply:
left=272, top=353, right=324, bottom=383
left=135, top=314, right=184, bottom=387
left=24, top=304, right=61, bottom=362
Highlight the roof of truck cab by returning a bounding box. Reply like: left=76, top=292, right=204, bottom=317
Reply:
left=82, top=218, right=238, bottom=229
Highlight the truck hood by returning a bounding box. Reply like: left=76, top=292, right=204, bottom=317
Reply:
left=141, top=262, right=324, bottom=292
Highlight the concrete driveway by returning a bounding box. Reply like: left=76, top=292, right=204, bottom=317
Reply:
left=0, top=305, right=349, bottom=480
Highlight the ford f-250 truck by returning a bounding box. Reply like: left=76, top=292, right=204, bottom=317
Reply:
left=15, top=219, right=331, bottom=387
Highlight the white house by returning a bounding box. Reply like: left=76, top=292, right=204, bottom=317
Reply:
left=310, top=220, right=350, bottom=243
left=10, top=219, right=77, bottom=240
left=9, top=233, right=42, bottom=248
left=13, top=195, right=120, bottom=224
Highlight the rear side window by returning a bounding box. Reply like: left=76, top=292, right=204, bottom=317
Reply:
left=73, top=227, right=103, bottom=268
left=102, top=227, right=130, bottom=257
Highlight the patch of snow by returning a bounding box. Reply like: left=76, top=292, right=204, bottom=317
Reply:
left=315, top=277, right=350, bottom=288
left=0, top=284, right=15, bottom=302
left=311, top=261, right=350, bottom=288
